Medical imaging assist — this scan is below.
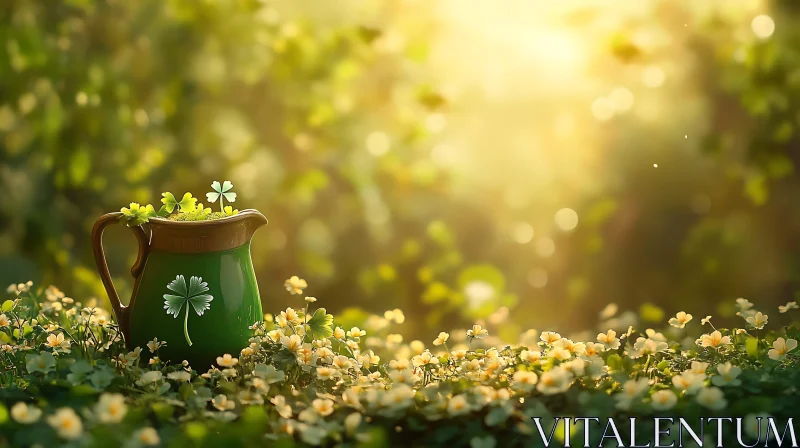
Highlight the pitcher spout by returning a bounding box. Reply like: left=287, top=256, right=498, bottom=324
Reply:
left=240, top=209, right=268, bottom=242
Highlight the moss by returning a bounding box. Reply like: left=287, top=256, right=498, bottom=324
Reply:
left=169, top=211, right=229, bottom=221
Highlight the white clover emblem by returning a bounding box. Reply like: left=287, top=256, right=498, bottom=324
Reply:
left=163, top=275, right=213, bottom=346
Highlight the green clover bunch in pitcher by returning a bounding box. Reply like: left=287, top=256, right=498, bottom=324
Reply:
left=119, top=180, right=240, bottom=226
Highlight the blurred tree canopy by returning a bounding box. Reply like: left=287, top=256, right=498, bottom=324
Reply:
left=2, top=0, right=800, bottom=340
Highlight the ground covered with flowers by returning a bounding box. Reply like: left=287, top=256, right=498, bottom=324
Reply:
left=0, top=279, right=799, bottom=447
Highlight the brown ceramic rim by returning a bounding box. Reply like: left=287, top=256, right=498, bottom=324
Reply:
left=147, top=208, right=268, bottom=253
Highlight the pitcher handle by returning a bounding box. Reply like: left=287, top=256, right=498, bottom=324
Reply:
left=91, top=212, right=150, bottom=344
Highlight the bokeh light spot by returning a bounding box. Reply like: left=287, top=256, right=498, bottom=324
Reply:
left=751, top=15, right=775, bottom=39
left=366, top=131, right=390, bottom=156
left=642, top=66, right=665, bottom=88
left=511, top=222, right=534, bottom=244
left=554, top=208, right=579, bottom=231
left=591, top=97, right=615, bottom=122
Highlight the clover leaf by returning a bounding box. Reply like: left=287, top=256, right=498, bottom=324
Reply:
left=206, top=181, right=237, bottom=212
left=163, top=275, right=214, bottom=346
left=120, top=203, right=156, bottom=226
left=306, top=308, right=334, bottom=339
left=161, top=192, right=197, bottom=213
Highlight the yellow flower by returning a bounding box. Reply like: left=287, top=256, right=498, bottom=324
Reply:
left=412, top=350, right=440, bottom=367
left=553, top=338, right=585, bottom=355
left=94, top=393, right=127, bottom=424
left=280, top=334, right=304, bottom=353
left=690, top=361, right=709, bottom=375
left=447, top=394, right=471, bottom=416
left=701, top=316, right=712, bottom=326
left=668, top=311, right=693, bottom=329
left=312, top=398, right=335, bottom=416
left=134, top=427, right=161, bottom=446
left=536, top=367, right=573, bottom=395
left=699, top=331, right=732, bottom=349
left=467, top=324, right=488, bottom=339
left=316, top=366, right=339, bottom=381
left=45, top=333, right=71, bottom=351
left=10, top=402, right=42, bottom=424
left=281, top=307, right=302, bottom=325
left=0, top=313, right=9, bottom=327
left=596, top=330, right=620, bottom=349
left=541, top=331, right=561, bottom=344
left=768, top=337, right=798, bottom=360
left=47, top=407, right=83, bottom=440
left=146, top=338, right=166, bottom=353
left=651, top=390, right=677, bottom=411
left=212, top=394, right=235, bottom=411
left=347, top=327, right=366, bottom=338
left=696, top=387, right=727, bottom=410
left=333, top=327, right=346, bottom=339
left=520, top=349, right=542, bottom=363
left=745, top=312, right=768, bottom=330
left=512, top=370, right=539, bottom=392
left=284, top=276, right=308, bottom=295
left=583, top=342, right=605, bottom=357
left=672, top=372, right=705, bottom=394
left=433, top=332, right=449, bottom=346
left=304, top=296, right=317, bottom=303
left=216, top=353, right=239, bottom=367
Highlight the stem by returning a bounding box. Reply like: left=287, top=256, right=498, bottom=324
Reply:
left=184, top=306, right=193, bottom=346
left=220, top=195, right=224, bottom=213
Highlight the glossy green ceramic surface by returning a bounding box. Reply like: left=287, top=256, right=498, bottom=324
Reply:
left=128, top=243, right=262, bottom=368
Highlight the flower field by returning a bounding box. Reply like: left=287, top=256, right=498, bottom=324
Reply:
left=0, top=279, right=798, bottom=447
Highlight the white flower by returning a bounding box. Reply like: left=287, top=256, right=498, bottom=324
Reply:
left=596, top=330, right=620, bottom=350
left=672, top=372, right=706, bottom=394
left=216, top=353, right=239, bottom=367
left=779, top=301, right=798, bottom=314
left=616, top=379, right=650, bottom=410
left=146, top=337, right=166, bottom=353
left=10, top=402, right=41, bottom=424
left=344, top=412, right=362, bottom=434
left=271, top=395, right=293, bottom=418
left=768, top=337, right=798, bottom=360
left=745, top=311, right=768, bottom=329
left=333, top=327, right=346, bottom=339
left=0, top=314, right=9, bottom=327
left=629, top=337, right=668, bottom=358
left=304, top=296, right=317, bottom=303
left=711, top=362, right=742, bottom=387
left=136, top=371, right=163, bottom=386
left=651, top=390, right=677, bottom=411
left=47, top=408, right=83, bottom=440
left=412, top=350, right=440, bottom=367
left=736, top=298, right=754, bottom=311
left=134, top=427, right=161, bottom=446
left=701, top=316, right=712, bottom=326
left=696, top=387, right=727, bottom=410
left=167, top=371, right=191, bottom=382
left=447, top=394, right=471, bottom=416
left=212, top=394, right=235, bottom=411
left=536, top=366, right=573, bottom=395
left=467, top=324, right=488, bottom=339
left=94, top=393, right=127, bottom=423
left=668, top=311, right=693, bottom=329
left=699, top=331, right=732, bottom=349
left=433, top=332, right=450, bottom=346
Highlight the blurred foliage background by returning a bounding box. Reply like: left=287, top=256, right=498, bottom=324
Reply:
left=2, top=0, right=800, bottom=342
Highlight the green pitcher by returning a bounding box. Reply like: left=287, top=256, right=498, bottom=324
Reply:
left=91, top=209, right=268, bottom=368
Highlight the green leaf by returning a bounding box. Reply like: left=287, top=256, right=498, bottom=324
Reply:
left=1, top=300, right=14, bottom=312
left=307, top=308, right=334, bottom=339
left=162, top=192, right=197, bottom=213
